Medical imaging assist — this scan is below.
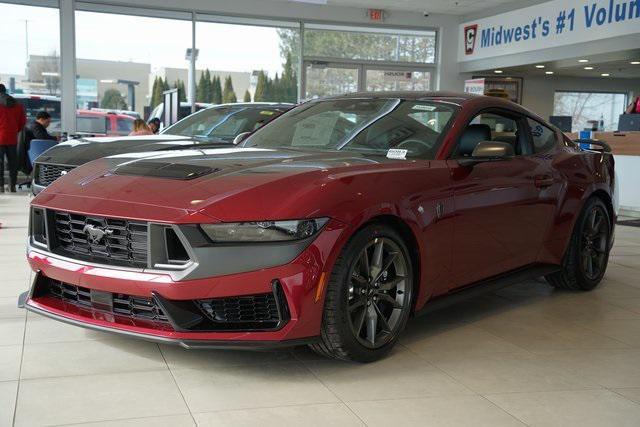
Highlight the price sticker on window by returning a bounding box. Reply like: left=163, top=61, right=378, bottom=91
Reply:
left=387, top=149, right=408, bottom=160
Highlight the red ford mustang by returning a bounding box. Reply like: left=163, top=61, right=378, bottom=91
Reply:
left=20, top=92, right=616, bottom=362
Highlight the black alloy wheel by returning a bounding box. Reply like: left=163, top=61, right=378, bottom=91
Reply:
left=310, top=224, right=414, bottom=362
left=580, top=205, right=609, bottom=280
left=546, top=196, right=611, bottom=291
left=347, top=237, right=409, bottom=349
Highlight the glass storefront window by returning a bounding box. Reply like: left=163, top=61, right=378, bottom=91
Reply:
left=553, top=91, right=628, bottom=132
left=75, top=11, right=192, bottom=116
left=305, top=64, right=359, bottom=99
left=1, top=3, right=61, bottom=131
left=196, top=20, right=300, bottom=104
left=304, top=27, right=436, bottom=64
left=365, top=69, right=431, bottom=91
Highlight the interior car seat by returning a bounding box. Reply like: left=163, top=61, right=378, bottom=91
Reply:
left=458, top=123, right=492, bottom=157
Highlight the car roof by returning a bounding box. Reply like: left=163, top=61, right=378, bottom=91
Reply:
left=77, top=110, right=135, bottom=119
left=12, top=93, right=61, bottom=101
left=321, top=90, right=538, bottom=111
left=208, top=102, right=294, bottom=109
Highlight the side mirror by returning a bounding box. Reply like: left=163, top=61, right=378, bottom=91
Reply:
left=458, top=141, right=515, bottom=167
left=233, top=131, right=252, bottom=146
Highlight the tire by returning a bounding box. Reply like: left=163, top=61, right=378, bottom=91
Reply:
left=545, top=197, right=611, bottom=291
left=309, top=223, right=414, bottom=362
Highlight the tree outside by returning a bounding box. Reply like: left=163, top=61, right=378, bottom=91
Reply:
left=212, top=75, right=222, bottom=104
left=222, top=76, right=237, bottom=103
left=101, top=88, right=127, bottom=110
left=173, top=79, right=187, bottom=102
left=243, top=90, right=251, bottom=102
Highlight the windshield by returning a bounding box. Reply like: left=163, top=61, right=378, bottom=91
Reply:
left=163, top=106, right=286, bottom=142
left=243, top=99, right=456, bottom=159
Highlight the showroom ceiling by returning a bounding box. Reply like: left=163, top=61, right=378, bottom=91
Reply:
left=288, top=0, right=545, bottom=15
left=481, top=49, right=640, bottom=79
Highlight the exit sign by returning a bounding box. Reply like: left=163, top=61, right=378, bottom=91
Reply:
left=367, top=9, right=385, bottom=22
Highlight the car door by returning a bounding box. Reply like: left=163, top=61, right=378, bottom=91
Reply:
left=446, top=108, right=556, bottom=289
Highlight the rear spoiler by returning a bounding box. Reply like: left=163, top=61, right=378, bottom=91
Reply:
left=574, top=139, right=612, bottom=153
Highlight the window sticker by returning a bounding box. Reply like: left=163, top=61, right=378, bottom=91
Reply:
left=291, top=113, right=340, bottom=146
left=259, top=111, right=275, bottom=116
left=387, top=148, right=408, bottom=160
left=412, top=104, right=437, bottom=111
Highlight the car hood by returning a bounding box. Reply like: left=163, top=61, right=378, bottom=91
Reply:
left=35, top=134, right=231, bottom=166
left=34, top=147, right=415, bottom=223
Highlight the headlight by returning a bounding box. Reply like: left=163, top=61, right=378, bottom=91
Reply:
left=201, top=218, right=329, bottom=243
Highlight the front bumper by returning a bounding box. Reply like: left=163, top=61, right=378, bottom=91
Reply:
left=21, top=226, right=342, bottom=346
left=19, top=291, right=316, bottom=349
left=31, top=181, right=45, bottom=196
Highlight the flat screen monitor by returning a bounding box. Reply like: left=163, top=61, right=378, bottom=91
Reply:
left=549, top=116, right=572, bottom=132
left=618, top=114, right=640, bottom=131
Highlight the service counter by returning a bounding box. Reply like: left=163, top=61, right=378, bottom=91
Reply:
left=567, top=132, right=640, bottom=156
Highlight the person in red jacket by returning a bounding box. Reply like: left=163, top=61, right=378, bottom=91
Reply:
left=0, top=84, right=26, bottom=193
left=626, top=95, right=640, bottom=114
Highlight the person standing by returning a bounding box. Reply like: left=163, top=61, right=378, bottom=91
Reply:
left=147, top=117, right=161, bottom=134
left=0, top=84, right=26, bottom=193
left=625, top=95, right=640, bottom=114
left=129, top=119, right=154, bottom=136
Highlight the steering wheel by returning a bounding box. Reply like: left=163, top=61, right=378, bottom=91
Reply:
left=396, top=139, right=434, bottom=155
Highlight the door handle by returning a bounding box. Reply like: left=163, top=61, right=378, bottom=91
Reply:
left=534, top=175, right=554, bottom=188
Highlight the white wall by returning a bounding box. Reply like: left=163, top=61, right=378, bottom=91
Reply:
left=614, top=156, right=640, bottom=215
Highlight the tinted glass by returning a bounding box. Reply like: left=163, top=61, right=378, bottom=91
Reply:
left=527, top=118, right=557, bottom=153
left=76, top=116, right=107, bottom=134
left=116, top=118, right=134, bottom=135
left=165, top=107, right=287, bottom=142
left=244, top=99, right=455, bottom=159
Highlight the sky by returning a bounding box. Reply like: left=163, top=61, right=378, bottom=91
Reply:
left=1, top=4, right=286, bottom=78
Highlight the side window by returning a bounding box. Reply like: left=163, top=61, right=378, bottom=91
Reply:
left=116, top=119, right=134, bottom=135
left=527, top=118, right=557, bottom=153
left=456, top=111, right=530, bottom=158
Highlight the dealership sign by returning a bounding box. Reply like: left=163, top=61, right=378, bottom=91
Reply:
left=464, top=78, right=485, bottom=95
left=459, top=0, right=640, bottom=61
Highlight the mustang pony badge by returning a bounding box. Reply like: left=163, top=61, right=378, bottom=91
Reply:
left=82, top=224, right=113, bottom=245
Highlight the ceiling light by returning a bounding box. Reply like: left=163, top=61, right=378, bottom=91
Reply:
left=41, top=72, right=59, bottom=77
left=494, top=70, right=503, bottom=74
left=631, top=61, right=640, bottom=65
left=578, top=59, right=589, bottom=63
left=545, top=71, right=554, bottom=75
left=601, top=73, right=610, bottom=77
left=535, top=65, right=545, bottom=69
left=584, top=66, right=594, bottom=70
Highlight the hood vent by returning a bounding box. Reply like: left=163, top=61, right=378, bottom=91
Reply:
left=114, top=161, right=218, bottom=180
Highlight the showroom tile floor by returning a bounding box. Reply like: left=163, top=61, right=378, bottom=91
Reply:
left=2, top=193, right=640, bottom=426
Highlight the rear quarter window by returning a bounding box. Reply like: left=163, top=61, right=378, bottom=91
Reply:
left=527, top=118, right=557, bottom=153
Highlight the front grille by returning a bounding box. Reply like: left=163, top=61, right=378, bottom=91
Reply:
left=33, top=274, right=290, bottom=333
left=196, top=292, right=283, bottom=330
left=35, top=164, right=75, bottom=187
left=52, top=211, right=148, bottom=268
left=48, top=279, right=169, bottom=323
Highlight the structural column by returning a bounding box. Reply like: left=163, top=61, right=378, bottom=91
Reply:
left=59, top=0, right=77, bottom=135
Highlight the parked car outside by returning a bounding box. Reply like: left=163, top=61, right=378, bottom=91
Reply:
left=148, top=102, right=213, bottom=130
left=76, top=110, right=135, bottom=137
